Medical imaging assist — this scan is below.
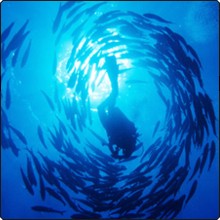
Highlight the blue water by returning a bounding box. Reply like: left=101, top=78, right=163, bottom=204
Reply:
left=1, top=1, right=219, bottom=219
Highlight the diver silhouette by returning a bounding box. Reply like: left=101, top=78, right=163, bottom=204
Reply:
left=98, top=55, right=138, bottom=159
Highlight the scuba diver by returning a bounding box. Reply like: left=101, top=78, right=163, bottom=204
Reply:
left=98, top=55, right=138, bottom=159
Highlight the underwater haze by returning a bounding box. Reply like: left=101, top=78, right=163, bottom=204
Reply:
left=1, top=1, right=219, bottom=219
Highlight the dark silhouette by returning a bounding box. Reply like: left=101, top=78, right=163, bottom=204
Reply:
left=98, top=55, right=138, bottom=159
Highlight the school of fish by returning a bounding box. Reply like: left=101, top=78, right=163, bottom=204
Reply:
left=1, top=2, right=217, bottom=219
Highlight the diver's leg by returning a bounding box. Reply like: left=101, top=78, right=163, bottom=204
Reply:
left=106, top=71, right=118, bottom=108
left=98, top=99, right=108, bottom=129
left=97, top=67, right=118, bottom=124
left=108, top=67, right=118, bottom=100
left=104, top=55, right=119, bottom=106
left=108, top=72, right=118, bottom=95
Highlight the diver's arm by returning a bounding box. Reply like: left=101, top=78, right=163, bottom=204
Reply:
left=111, top=152, right=126, bottom=160
left=108, top=142, right=120, bottom=158
left=109, top=143, right=116, bottom=155
left=108, top=143, right=127, bottom=159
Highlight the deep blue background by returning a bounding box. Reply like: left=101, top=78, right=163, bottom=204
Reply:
left=1, top=1, right=219, bottom=219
